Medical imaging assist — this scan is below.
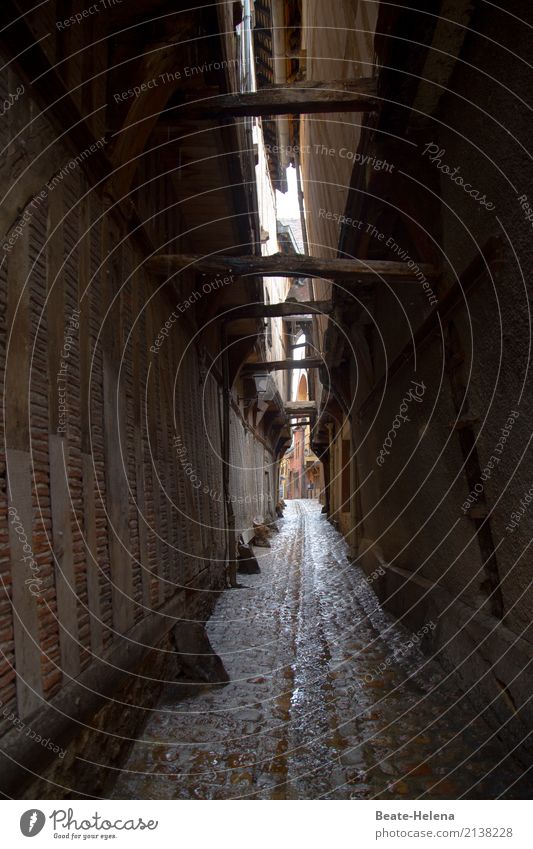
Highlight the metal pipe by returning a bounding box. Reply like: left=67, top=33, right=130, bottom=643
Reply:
left=271, top=0, right=290, bottom=174
left=242, top=0, right=253, bottom=92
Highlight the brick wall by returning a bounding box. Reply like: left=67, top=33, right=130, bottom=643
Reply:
left=0, top=55, right=272, bottom=793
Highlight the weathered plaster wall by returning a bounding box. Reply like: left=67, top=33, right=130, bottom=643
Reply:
left=308, top=1, right=533, bottom=760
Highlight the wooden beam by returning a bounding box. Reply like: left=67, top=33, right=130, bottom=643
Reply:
left=221, top=300, right=332, bottom=320
left=171, top=78, right=378, bottom=118
left=147, top=252, right=434, bottom=282
left=0, top=2, right=111, bottom=188
left=0, top=0, right=157, bottom=259
left=285, top=401, right=317, bottom=408
left=109, top=21, right=196, bottom=198
left=285, top=401, right=317, bottom=414
left=289, top=421, right=313, bottom=427
left=243, top=358, right=323, bottom=372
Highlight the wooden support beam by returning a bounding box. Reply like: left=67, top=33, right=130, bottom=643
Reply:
left=288, top=413, right=316, bottom=418
left=289, top=421, right=313, bottom=427
left=0, top=3, right=111, bottom=189
left=146, top=252, right=434, bottom=282
left=285, top=401, right=317, bottom=415
left=171, top=78, right=378, bottom=118
left=221, top=300, right=332, bottom=321
left=243, top=358, right=324, bottom=372
left=109, top=20, right=196, bottom=198
left=0, top=0, right=157, bottom=258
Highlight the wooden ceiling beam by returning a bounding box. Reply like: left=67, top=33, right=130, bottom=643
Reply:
left=167, top=78, right=378, bottom=118
left=243, top=358, right=324, bottom=372
left=146, top=251, right=434, bottom=282
left=288, top=412, right=316, bottom=418
left=285, top=401, right=317, bottom=415
left=220, top=300, right=332, bottom=321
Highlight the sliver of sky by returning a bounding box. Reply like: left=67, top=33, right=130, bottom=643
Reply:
left=276, top=165, right=300, bottom=219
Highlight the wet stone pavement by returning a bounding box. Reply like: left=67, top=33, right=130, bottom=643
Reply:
left=111, top=500, right=531, bottom=800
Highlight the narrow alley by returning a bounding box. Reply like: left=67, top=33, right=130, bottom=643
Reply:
left=110, top=502, right=529, bottom=800
left=0, top=0, right=532, bottom=816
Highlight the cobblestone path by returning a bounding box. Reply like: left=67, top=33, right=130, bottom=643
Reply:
left=111, top=501, right=531, bottom=800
